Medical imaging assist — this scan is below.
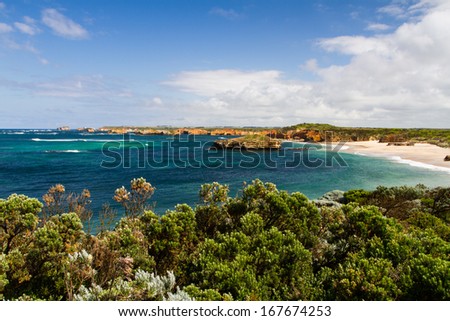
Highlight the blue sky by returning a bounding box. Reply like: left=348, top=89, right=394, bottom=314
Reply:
left=0, top=0, right=449, bottom=128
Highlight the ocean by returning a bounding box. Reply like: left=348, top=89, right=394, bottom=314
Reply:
left=1, top=129, right=449, bottom=226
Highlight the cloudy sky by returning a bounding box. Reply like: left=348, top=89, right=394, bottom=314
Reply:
left=0, top=0, right=449, bottom=128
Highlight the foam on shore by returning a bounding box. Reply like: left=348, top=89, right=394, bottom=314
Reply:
left=388, top=156, right=450, bottom=174
left=342, top=141, right=450, bottom=174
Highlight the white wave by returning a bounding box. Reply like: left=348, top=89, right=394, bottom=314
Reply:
left=33, top=132, right=58, bottom=135
left=321, top=144, right=350, bottom=151
left=30, top=129, right=54, bottom=132
left=2, top=130, right=58, bottom=135
left=32, top=138, right=87, bottom=142
left=88, top=138, right=136, bottom=142
left=389, top=156, right=450, bottom=174
left=32, top=137, right=134, bottom=142
left=45, top=150, right=84, bottom=153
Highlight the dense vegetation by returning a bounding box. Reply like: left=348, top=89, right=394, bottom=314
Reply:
left=283, top=123, right=450, bottom=147
left=1, top=178, right=449, bottom=300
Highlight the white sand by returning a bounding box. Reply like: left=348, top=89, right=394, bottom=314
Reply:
left=341, top=141, right=450, bottom=171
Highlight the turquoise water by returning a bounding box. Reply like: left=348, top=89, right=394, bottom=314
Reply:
left=1, top=129, right=449, bottom=223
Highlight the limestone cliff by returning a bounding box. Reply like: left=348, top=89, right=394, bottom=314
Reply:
left=212, top=135, right=281, bottom=150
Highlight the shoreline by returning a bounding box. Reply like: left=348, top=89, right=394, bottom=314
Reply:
left=339, top=140, right=450, bottom=173
left=284, top=139, right=450, bottom=173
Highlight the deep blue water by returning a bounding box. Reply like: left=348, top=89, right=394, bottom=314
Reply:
left=1, top=129, right=449, bottom=226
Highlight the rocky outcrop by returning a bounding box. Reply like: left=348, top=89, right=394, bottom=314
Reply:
left=174, top=128, right=209, bottom=135
left=387, top=142, right=415, bottom=146
left=57, top=126, right=70, bottom=131
left=279, top=129, right=380, bottom=143
left=212, top=136, right=281, bottom=150
left=379, top=134, right=406, bottom=143
left=313, top=190, right=346, bottom=208
left=444, top=155, right=450, bottom=161
left=77, top=127, right=96, bottom=133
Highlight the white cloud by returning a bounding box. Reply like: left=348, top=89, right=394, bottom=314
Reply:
left=166, top=70, right=282, bottom=96
left=14, top=16, right=40, bottom=35
left=23, top=16, right=35, bottom=24
left=166, top=69, right=317, bottom=126
left=308, top=0, right=450, bottom=126
left=209, top=7, right=242, bottom=20
left=377, top=0, right=445, bottom=20
left=14, top=22, right=38, bottom=35
left=12, top=75, right=133, bottom=99
left=41, top=8, right=88, bottom=39
left=152, top=97, right=163, bottom=106
left=0, top=22, right=13, bottom=33
left=39, top=57, right=49, bottom=65
left=3, top=38, right=39, bottom=53
left=366, top=23, right=391, bottom=31
left=318, top=36, right=393, bottom=56
left=301, top=59, right=319, bottom=72
left=378, top=4, right=407, bottom=17
left=166, top=1, right=450, bottom=127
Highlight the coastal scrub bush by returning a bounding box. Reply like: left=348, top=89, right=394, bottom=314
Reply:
left=114, top=177, right=155, bottom=218
left=0, top=194, right=42, bottom=254
left=0, top=254, right=8, bottom=300
left=406, top=211, right=450, bottom=241
left=366, top=185, right=427, bottom=219
left=143, top=205, right=198, bottom=284
left=403, top=253, right=450, bottom=300
left=74, top=270, right=192, bottom=301
left=196, top=182, right=231, bottom=237
left=424, top=187, right=450, bottom=223
left=343, top=189, right=371, bottom=204
left=113, top=217, right=154, bottom=272
left=25, top=213, right=85, bottom=299
left=1, top=179, right=449, bottom=301
left=329, top=254, right=401, bottom=300
left=192, top=212, right=314, bottom=300
left=239, top=180, right=322, bottom=249
left=42, top=185, right=93, bottom=232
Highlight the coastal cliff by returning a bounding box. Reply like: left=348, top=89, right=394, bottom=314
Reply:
left=212, top=135, right=281, bottom=150
left=81, top=123, right=449, bottom=148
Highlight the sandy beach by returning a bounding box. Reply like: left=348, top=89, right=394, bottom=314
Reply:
left=341, top=141, right=450, bottom=171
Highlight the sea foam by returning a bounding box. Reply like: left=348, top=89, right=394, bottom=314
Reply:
left=32, top=138, right=88, bottom=142
left=44, top=150, right=84, bottom=153
left=32, top=138, right=133, bottom=142
left=388, top=156, right=450, bottom=174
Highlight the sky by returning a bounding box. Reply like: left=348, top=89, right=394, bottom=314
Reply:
left=0, top=0, right=449, bottom=129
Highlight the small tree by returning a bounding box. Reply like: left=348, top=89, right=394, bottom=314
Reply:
left=0, top=194, right=42, bottom=254
left=114, top=178, right=155, bottom=218
left=42, top=185, right=93, bottom=231
left=196, top=182, right=231, bottom=237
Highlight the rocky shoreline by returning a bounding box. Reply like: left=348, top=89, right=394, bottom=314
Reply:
left=212, top=136, right=281, bottom=150
left=57, top=123, right=450, bottom=148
